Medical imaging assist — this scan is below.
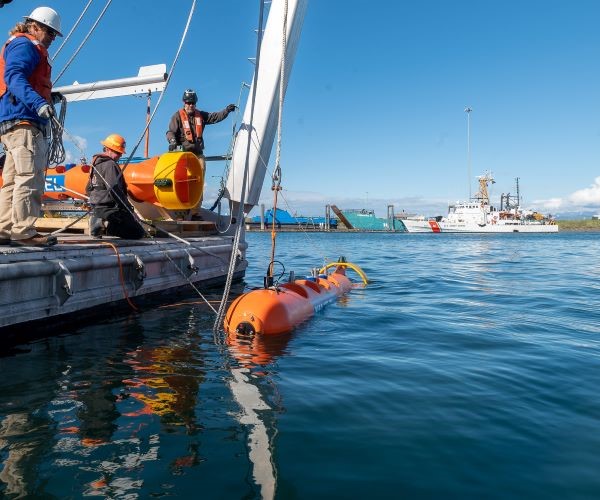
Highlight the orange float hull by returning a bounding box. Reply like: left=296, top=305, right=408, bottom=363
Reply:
left=224, top=268, right=353, bottom=335
left=0, top=152, right=204, bottom=210
left=42, top=158, right=160, bottom=202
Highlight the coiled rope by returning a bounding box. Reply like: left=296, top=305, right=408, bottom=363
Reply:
left=47, top=95, right=67, bottom=165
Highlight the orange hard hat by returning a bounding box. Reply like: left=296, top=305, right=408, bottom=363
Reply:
left=101, top=133, right=126, bottom=154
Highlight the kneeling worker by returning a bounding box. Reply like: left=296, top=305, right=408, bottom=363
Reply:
left=86, top=134, right=145, bottom=239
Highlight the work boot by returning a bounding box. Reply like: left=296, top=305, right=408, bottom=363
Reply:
left=11, top=233, right=58, bottom=247
left=89, top=215, right=104, bottom=239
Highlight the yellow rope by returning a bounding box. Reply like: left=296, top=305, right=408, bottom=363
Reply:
left=319, top=261, right=369, bottom=286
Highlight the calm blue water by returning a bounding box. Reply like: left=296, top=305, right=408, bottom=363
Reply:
left=1, top=231, right=600, bottom=499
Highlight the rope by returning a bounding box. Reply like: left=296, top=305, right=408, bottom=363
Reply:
left=50, top=115, right=88, bottom=163
left=49, top=209, right=91, bottom=236
left=213, top=0, right=267, bottom=337
left=214, top=108, right=336, bottom=264
left=86, top=159, right=219, bottom=314
left=209, top=80, right=249, bottom=218
left=51, top=0, right=94, bottom=60
left=44, top=175, right=89, bottom=199
left=119, top=0, right=196, bottom=175
left=267, top=0, right=288, bottom=280
left=47, top=95, right=67, bottom=165
left=53, top=0, right=113, bottom=85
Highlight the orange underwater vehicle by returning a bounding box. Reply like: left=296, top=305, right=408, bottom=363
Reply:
left=38, top=151, right=205, bottom=212
left=224, top=260, right=368, bottom=335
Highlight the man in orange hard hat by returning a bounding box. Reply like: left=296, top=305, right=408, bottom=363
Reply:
left=0, top=6, right=63, bottom=247
left=86, top=134, right=145, bottom=239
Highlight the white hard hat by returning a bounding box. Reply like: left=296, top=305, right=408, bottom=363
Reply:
left=24, top=7, right=63, bottom=37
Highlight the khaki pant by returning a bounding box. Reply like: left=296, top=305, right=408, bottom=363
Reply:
left=0, top=125, right=48, bottom=240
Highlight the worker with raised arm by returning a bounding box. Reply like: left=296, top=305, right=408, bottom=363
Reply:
left=0, top=6, right=62, bottom=247
left=166, top=89, right=236, bottom=157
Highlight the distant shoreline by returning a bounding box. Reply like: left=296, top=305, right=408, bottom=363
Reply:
left=556, top=220, right=600, bottom=232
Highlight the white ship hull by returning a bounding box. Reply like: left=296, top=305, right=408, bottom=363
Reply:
left=401, top=173, right=558, bottom=234
left=401, top=219, right=558, bottom=233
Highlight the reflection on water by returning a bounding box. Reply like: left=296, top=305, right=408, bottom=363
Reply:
left=0, top=301, right=292, bottom=498
left=227, top=331, right=294, bottom=500
left=5, top=232, right=597, bottom=498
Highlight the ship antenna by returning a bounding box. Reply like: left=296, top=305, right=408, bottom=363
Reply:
left=465, top=107, right=473, bottom=200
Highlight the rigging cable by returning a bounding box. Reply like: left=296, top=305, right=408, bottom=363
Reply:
left=209, top=80, right=249, bottom=216
left=53, top=0, right=113, bottom=85
left=76, top=154, right=220, bottom=314
left=51, top=0, right=94, bottom=60
left=228, top=110, right=336, bottom=266
left=213, top=0, right=267, bottom=337
left=267, top=0, right=288, bottom=281
left=118, top=0, right=196, bottom=174
left=43, top=0, right=222, bottom=314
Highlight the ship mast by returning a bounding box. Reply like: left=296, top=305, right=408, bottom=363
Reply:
left=474, top=172, right=495, bottom=205
left=465, top=107, right=472, bottom=200
left=500, top=177, right=520, bottom=210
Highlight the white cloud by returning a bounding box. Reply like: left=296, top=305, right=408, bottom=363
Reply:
left=63, top=135, right=88, bottom=164
left=569, top=176, right=600, bottom=206
left=532, top=197, right=563, bottom=211
left=529, top=177, right=600, bottom=215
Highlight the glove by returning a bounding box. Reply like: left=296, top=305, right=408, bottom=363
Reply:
left=38, top=104, right=54, bottom=120
left=51, top=91, right=64, bottom=104
left=226, top=104, right=236, bottom=113
left=168, top=143, right=177, bottom=151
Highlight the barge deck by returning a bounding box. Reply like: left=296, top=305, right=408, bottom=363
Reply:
left=0, top=234, right=246, bottom=331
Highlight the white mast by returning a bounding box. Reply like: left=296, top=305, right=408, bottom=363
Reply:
left=464, top=106, right=472, bottom=200
left=225, top=0, right=308, bottom=210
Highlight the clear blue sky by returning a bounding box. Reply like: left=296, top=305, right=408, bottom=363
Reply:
left=2, top=1, right=599, bottom=217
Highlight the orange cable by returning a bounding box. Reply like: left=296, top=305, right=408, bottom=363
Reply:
left=100, top=241, right=139, bottom=312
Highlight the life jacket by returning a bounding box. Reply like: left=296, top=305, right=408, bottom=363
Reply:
left=0, top=33, right=52, bottom=102
left=179, top=108, right=204, bottom=142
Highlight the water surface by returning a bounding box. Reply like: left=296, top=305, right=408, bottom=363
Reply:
left=1, top=231, right=599, bottom=498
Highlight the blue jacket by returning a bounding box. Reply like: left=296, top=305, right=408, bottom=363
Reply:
left=0, top=36, right=49, bottom=127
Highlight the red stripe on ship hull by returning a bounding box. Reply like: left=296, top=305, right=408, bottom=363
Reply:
left=428, top=220, right=441, bottom=232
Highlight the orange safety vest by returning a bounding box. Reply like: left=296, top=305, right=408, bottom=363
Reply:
left=179, top=108, right=204, bottom=142
left=0, top=33, right=52, bottom=102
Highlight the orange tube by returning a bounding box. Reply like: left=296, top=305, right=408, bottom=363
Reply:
left=125, top=157, right=159, bottom=204
left=44, top=165, right=92, bottom=200
left=41, top=159, right=160, bottom=203
left=15, top=151, right=204, bottom=210
left=224, top=268, right=353, bottom=335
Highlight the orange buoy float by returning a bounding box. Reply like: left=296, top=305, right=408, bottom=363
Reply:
left=224, top=260, right=367, bottom=335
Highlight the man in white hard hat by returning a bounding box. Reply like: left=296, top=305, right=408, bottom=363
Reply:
left=0, top=7, right=62, bottom=247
